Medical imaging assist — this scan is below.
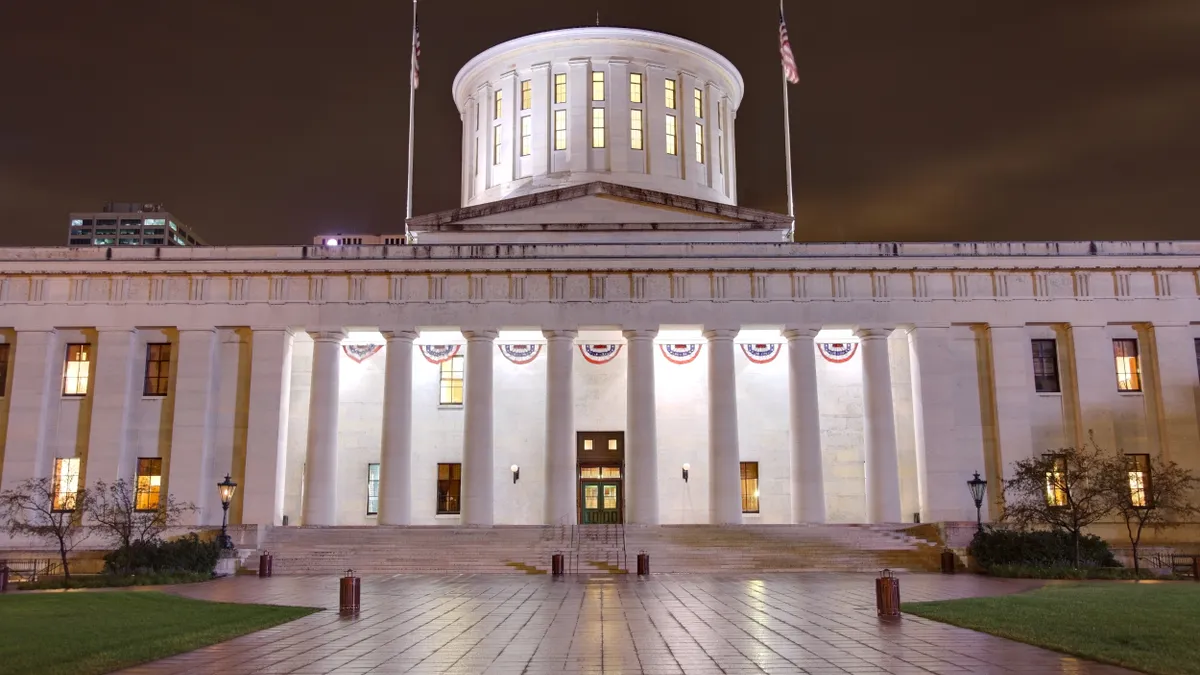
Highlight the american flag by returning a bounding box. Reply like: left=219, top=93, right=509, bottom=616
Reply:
left=411, top=15, right=421, bottom=89
left=779, top=9, right=799, bottom=84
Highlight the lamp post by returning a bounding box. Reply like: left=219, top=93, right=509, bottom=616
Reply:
left=217, top=474, right=238, bottom=550
left=967, top=471, right=987, bottom=532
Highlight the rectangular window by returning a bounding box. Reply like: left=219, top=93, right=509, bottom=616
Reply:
left=367, top=463, right=380, bottom=515
left=1114, top=338, right=1141, bottom=392
left=694, top=88, right=704, bottom=118
left=717, top=101, right=723, bottom=130
left=1031, top=339, right=1061, bottom=393
left=0, top=343, right=9, bottom=396
left=135, top=457, right=162, bottom=511
left=554, top=73, right=567, bottom=104
left=694, top=122, right=704, bottom=163
left=740, top=462, right=760, bottom=513
left=520, top=80, right=531, bottom=110
left=1125, top=454, right=1151, bottom=508
left=493, top=128, right=502, bottom=165
left=437, top=463, right=462, bottom=514
left=439, top=354, right=464, bottom=405
left=1044, top=455, right=1068, bottom=507
left=665, top=114, right=677, bottom=155
left=143, top=343, right=171, bottom=396
left=474, top=138, right=479, bottom=174
left=63, top=344, right=91, bottom=396
left=592, top=108, right=605, bottom=148
left=630, top=109, right=643, bottom=150
left=493, top=90, right=502, bottom=120
left=591, top=71, right=604, bottom=101
left=1194, top=338, right=1199, bottom=382
left=554, top=109, right=567, bottom=150
left=520, top=116, right=532, bottom=156
left=52, top=457, right=81, bottom=511
left=665, top=79, right=676, bottom=109
left=629, top=73, right=642, bottom=103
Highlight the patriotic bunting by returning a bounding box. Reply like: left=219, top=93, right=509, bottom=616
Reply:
left=579, top=344, right=622, bottom=364
left=499, top=343, right=541, bottom=365
left=342, top=343, right=383, bottom=364
left=420, top=344, right=460, bottom=364
left=818, top=342, right=858, bottom=363
left=740, top=343, right=781, bottom=364
left=659, top=343, right=703, bottom=365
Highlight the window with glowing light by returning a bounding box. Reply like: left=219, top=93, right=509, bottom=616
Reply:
left=740, top=462, right=759, bottom=513
left=591, top=71, right=604, bottom=101
left=591, top=108, right=605, bottom=148
left=1044, top=454, right=1068, bottom=507
left=143, top=343, right=171, bottom=396
left=493, top=90, right=502, bottom=120
left=665, top=79, right=676, bottom=109
left=694, top=88, right=703, bottom=118
left=439, top=355, right=464, bottom=405
left=52, top=457, right=80, bottom=511
left=135, top=457, right=163, bottom=511
left=437, top=463, right=462, bottom=514
left=1113, top=338, right=1141, bottom=392
left=520, top=80, right=531, bottom=110
left=554, top=73, right=567, bottom=104
left=1125, top=454, right=1151, bottom=508
left=554, top=110, right=567, bottom=150
left=630, top=109, right=643, bottom=150
left=694, top=123, right=704, bottom=163
left=629, top=73, right=642, bottom=103
left=367, top=463, right=380, bottom=515
left=665, top=115, right=677, bottom=155
left=520, top=116, right=532, bottom=156
left=63, top=344, right=91, bottom=396
left=492, top=128, right=502, bottom=165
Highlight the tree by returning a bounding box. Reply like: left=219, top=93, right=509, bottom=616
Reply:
left=91, top=479, right=193, bottom=575
left=1001, top=437, right=1113, bottom=568
left=0, top=477, right=93, bottom=584
left=1098, top=451, right=1200, bottom=577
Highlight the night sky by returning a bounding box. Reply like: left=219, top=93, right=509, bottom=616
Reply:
left=1, top=1, right=1197, bottom=247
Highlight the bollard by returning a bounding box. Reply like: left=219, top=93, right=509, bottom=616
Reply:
left=258, top=551, right=273, bottom=578
left=876, top=569, right=901, bottom=617
left=339, top=569, right=361, bottom=615
left=940, top=550, right=956, bottom=574
left=0, top=565, right=8, bottom=593
left=636, top=551, right=649, bottom=576
left=551, top=553, right=564, bottom=576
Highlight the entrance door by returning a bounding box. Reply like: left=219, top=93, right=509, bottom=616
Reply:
left=577, top=431, right=624, bottom=524
left=581, top=481, right=621, bottom=524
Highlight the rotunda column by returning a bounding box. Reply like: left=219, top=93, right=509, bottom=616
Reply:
left=302, top=330, right=345, bottom=526
left=705, top=329, right=742, bottom=525
left=378, top=330, right=417, bottom=525
left=785, top=328, right=826, bottom=523
left=624, top=329, right=659, bottom=524
left=461, top=330, right=497, bottom=526
left=856, top=327, right=902, bottom=523
left=544, top=330, right=578, bottom=525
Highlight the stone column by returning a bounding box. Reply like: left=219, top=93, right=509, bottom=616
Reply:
left=856, top=328, right=902, bottom=523
left=624, top=329, right=659, bottom=524
left=302, top=330, right=344, bottom=526
left=167, top=329, right=219, bottom=525
left=784, top=329, right=826, bottom=523
left=0, top=330, right=60, bottom=490
left=1066, top=324, right=1117, bottom=450
left=908, top=324, right=969, bottom=522
left=241, top=328, right=295, bottom=527
left=705, top=329, right=741, bottom=525
left=461, top=330, right=497, bottom=526
left=84, top=329, right=140, bottom=484
left=378, top=330, right=417, bottom=525
left=543, top=330, right=578, bottom=525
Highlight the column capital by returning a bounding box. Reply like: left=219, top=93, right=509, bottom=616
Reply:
left=250, top=326, right=296, bottom=337
left=703, top=329, right=738, bottom=341
left=176, top=327, right=218, bottom=335
left=904, top=323, right=951, bottom=336
left=95, top=327, right=137, bottom=335
left=854, top=327, right=894, bottom=340
left=381, top=330, right=419, bottom=342
left=542, top=329, right=578, bottom=341
left=462, top=329, right=499, bottom=341
left=307, top=330, right=346, bottom=343
left=622, top=329, right=658, bottom=340
left=783, top=328, right=820, bottom=341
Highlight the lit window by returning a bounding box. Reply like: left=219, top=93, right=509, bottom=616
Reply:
left=554, top=73, right=567, bottom=104
left=583, top=439, right=593, bottom=451
left=630, top=110, right=643, bottom=150
left=695, top=123, right=704, bottom=163
left=591, top=71, right=604, bottom=101
left=168, top=221, right=177, bottom=231
left=629, top=73, right=642, bottom=103
left=1031, top=339, right=1060, bottom=393
left=437, top=463, right=462, bottom=514
left=493, top=90, right=502, bottom=120
left=592, top=108, right=605, bottom=148
left=0, top=343, right=10, bottom=396
left=665, top=115, right=677, bottom=155
left=143, top=343, right=171, bottom=396
left=608, top=439, right=618, bottom=451
left=1126, top=454, right=1151, bottom=508
left=52, top=457, right=80, bottom=511
left=367, top=463, right=380, bottom=515
left=135, top=457, right=162, bottom=511
left=665, top=79, right=676, bottom=109
left=741, top=462, right=760, bottom=513
left=63, top=344, right=91, bottom=396
left=694, top=88, right=703, bottom=118
left=439, top=355, right=464, bottom=405
left=144, top=218, right=165, bottom=227
left=1114, top=338, right=1141, bottom=392
left=554, top=110, right=567, bottom=150
left=520, top=116, right=532, bottom=156
left=1044, top=455, right=1068, bottom=507
left=493, top=128, right=502, bottom=165
left=520, top=80, right=531, bottom=110
left=71, top=218, right=83, bottom=227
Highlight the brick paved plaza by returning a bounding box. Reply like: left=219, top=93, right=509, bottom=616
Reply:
left=118, top=573, right=1136, bottom=674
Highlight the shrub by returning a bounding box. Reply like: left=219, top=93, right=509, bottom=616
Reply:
left=986, top=564, right=1173, bottom=580
left=104, top=533, right=220, bottom=576
left=17, top=570, right=211, bottom=591
left=969, top=527, right=1119, bottom=571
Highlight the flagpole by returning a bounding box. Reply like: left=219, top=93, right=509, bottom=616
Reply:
left=780, top=0, right=795, bottom=240
left=405, top=0, right=418, bottom=236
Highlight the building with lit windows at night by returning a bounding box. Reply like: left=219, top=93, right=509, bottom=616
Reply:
left=2, top=27, right=1199, bottom=571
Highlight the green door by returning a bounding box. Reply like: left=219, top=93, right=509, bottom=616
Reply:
left=581, top=481, right=621, bottom=524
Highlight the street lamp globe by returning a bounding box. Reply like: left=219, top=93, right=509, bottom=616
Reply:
left=217, top=474, right=238, bottom=550
left=967, top=471, right=987, bottom=531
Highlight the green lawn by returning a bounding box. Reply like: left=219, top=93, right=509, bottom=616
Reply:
left=902, top=583, right=1200, bottom=675
left=0, top=591, right=318, bottom=675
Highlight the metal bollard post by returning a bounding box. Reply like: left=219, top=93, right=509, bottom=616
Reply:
left=940, top=550, right=956, bottom=574
left=339, top=569, right=361, bottom=615
left=876, top=569, right=901, bottom=617
left=636, top=551, right=649, bottom=576
left=259, top=551, right=273, bottom=578
left=551, top=553, right=564, bottom=576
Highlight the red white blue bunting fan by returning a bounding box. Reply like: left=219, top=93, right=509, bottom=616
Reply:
left=498, top=343, right=542, bottom=365
left=818, top=342, right=858, bottom=363
left=420, top=344, right=460, bottom=364
left=342, top=343, right=383, bottom=364
left=740, top=343, right=781, bottom=364
left=579, top=344, right=622, bottom=364
left=659, top=343, right=703, bottom=365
